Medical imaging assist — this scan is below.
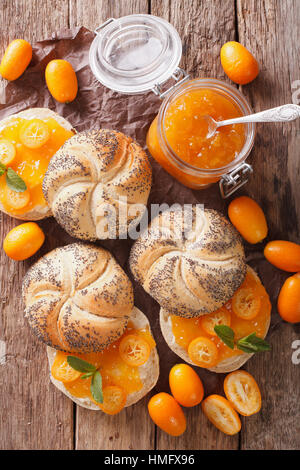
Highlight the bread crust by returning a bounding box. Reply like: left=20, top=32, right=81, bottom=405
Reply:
left=23, top=242, right=134, bottom=352
left=47, top=307, right=160, bottom=410
left=130, top=206, right=246, bottom=317
left=42, top=129, right=152, bottom=240
left=0, top=108, right=75, bottom=221
left=159, top=266, right=271, bottom=373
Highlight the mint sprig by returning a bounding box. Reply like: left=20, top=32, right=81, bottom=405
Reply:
left=67, top=356, right=103, bottom=404
left=6, top=167, right=27, bottom=192
left=214, top=325, right=235, bottom=349
left=0, top=162, right=27, bottom=192
left=237, top=333, right=271, bottom=353
left=214, top=325, right=271, bottom=353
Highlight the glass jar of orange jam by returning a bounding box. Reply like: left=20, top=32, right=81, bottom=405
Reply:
left=89, top=14, right=255, bottom=196
left=147, top=79, right=255, bottom=190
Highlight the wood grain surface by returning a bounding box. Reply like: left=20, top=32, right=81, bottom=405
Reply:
left=0, top=0, right=299, bottom=450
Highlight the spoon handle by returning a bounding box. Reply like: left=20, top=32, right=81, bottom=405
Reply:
left=218, top=104, right=300, bottom=126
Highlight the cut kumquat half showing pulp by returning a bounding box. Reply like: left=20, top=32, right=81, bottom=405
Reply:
left=51, top=351, right=81, bottom=383
left=200, top=307, right=231, bottom=336
left=202, top=394, right=241, bottom=435
left=97, top=385, right=127, bottom=415
left=224, top=370, right=262, bottom=416
left=232, top=287, right=261, bottom=320
left=119, top=334, right=151, bottom=367
left=188, top=336, right=218, bottom=368
left=3, top=186, right=30, bottom=210
left=0, top=139, right=16, bottom=166
left=19, top=119, right=50, bottom=149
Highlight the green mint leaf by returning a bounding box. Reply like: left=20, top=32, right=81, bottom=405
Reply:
left=6, top=167, right=27, bottom=192
left=237, top=333, right=271, bottom=353
left=214, top=325, right=235, bottom=349
left=0, top=162, right=6, bottom=176
left=81, top=372, right=95, bottom=379
left=67, top=356, right=97, bottom=373
left=90, top=370, right=103, bottom=404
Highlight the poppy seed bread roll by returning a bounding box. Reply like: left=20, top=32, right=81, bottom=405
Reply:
left=42, top=129, right=152, bottom=240
left=130, top=206, right=246, bottom=317
left=22, top=243, right=134, bottom=352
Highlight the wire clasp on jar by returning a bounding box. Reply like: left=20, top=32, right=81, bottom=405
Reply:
left=219, top=163, right=253, bottom=198
left=152, top=68, right=190, bottom=99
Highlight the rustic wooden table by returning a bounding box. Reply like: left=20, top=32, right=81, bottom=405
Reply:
left=0, top=0, right=299, bottom=450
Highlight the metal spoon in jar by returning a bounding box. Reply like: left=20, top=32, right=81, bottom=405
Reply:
left=204, top=103, right=300, bottom=138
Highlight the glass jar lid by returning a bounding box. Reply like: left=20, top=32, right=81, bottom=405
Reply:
left=89, top=14, right=183, bottom=94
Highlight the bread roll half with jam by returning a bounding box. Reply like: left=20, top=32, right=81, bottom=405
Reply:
left=0, top=108, right=75, bottom=220
left=160, top=266, right=271, bottom=373
left=47, top=307, right=159, bottom=411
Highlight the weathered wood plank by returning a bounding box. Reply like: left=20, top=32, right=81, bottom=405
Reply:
left=0, top=0, right=74, bottom=450
left=69, top=0, right=155, bottom=451
left=151, top=0, right=240, bottom=450
left=236, top=0, right=300, bottom=450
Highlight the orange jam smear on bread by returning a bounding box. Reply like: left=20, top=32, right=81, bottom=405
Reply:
left=0, top=118, right=74, bottom=215
left=171, top=270, right=271, bottom=366
left=164, top=89, right=245, bottom=169
left=55, top=324, right=156, bottom=402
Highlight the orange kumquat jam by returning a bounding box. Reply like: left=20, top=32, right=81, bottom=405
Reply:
left=171, top=270, right=271, bottom=366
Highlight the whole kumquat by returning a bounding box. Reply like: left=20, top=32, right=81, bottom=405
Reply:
left=148, top=392, right=186, bottom=436
left=3, top=222, right=45, bottom=261
left=277, top=273, right=300, bottom=324
left=202, top=394, right=241, bottom=435
left=224, top=370, right=261, bottom=416
left=220, top=41, right=259, bottom=85
left=264, top=240, right=300, bottom=272
left=169, top=364, right=204, bottom=407
left=228, top=196, right=268, bottom=244
left=45, top=59, right=78, bottom=103
left=0, top=39, right=32, bottom=81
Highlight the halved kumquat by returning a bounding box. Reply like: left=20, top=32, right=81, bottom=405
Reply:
left=148, top=392, right=186, bottom=436
left=232, top=287, right=261, bottom=320
left=224, top=370, right=261, bottom=416
left=51, top=351, right=81, bottom=383
left=97, top=385, right=127, bottom=415
left=119, top=334, right=151, bottom=367
left=19, top=119, right=50, bottom=149
left=200, top=307, right=231, bottom=336
left=188, top=336, right=218, bottom=368
left=0, top=139, right=16, bottom=166
left=2, top=185, right=30, bottom=211
left=201, top=394, right=241, bottom=435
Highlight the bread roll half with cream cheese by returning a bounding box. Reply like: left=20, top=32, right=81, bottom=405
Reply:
left=47, top=307, right=160, bottom=410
